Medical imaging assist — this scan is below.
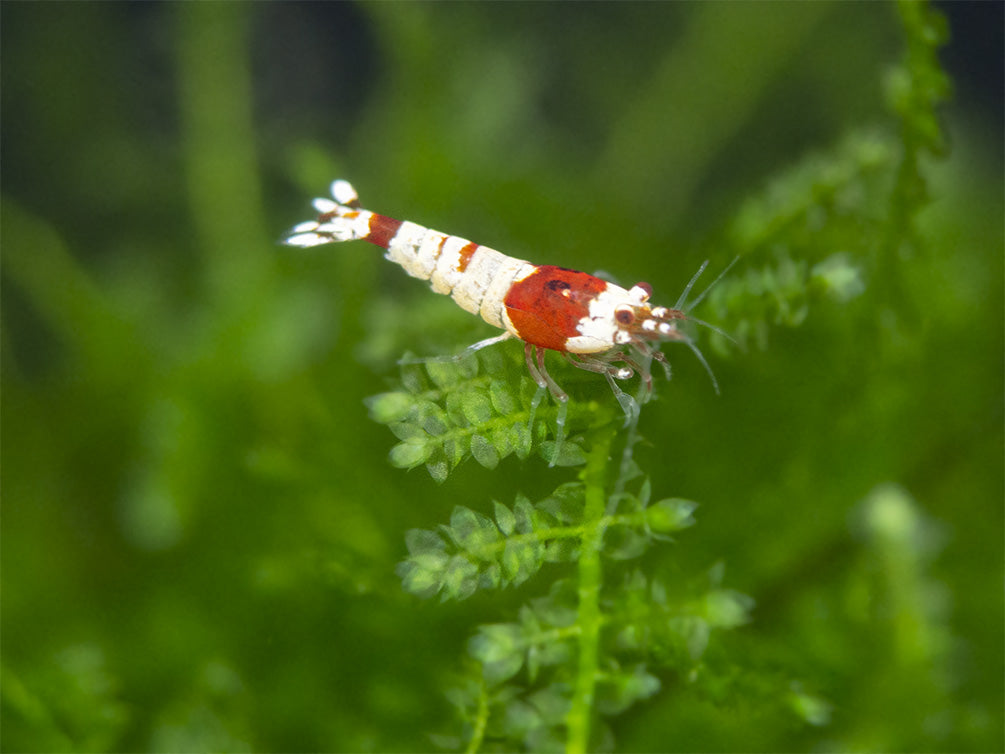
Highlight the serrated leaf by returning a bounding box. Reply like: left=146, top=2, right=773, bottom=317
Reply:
left=443, top=679, right=480, bottom=712
left=788, top=685, right=833, bottom=726
left=502, top=539, right=541, bottom=585
left=669, top=615, right=710, bottom=660
left=494, top=501, right=515, bottom=536
left=811, top=252, right=865, bottom=302
left=422, top=412, right=449, bottom=436
left=490, top=425, right=513, bottom=458
left=365, top=392, right=414, bottom=423
left=704, top=589, right=754, bottom=628
left=489, top=379, right=518, bottom=415
left=450, top=507, right=499, bottom=552
left=528, top=683, right=571, bottom=725
left=470, top=433, right=500, bottom=469
left=525, top=722, right=566, bottom=754
left=469, top=625, right=521, bottom=669
left=513, top=495, right=536, bottom=534
left=501, top=699, right=540, bottom=738
left=399, top=568, right=439, bottom=599
left=646, top=499, right=698, bottom=532
left=444, top=391, right=469, bottom=426
left=511, top=422, right=532, bottom=459
left=478, top=347, right=505, bottom=374
left=540, top=440, right=587, bottom=467
left=425, top=360, right=462, bottom=389
left=607, top=492, right=642, bottom=516
left=442, top=554, right=479, bottom=600
left=469, top=624, right=525, bottom=684
left=405, top=528, right=445, bottom=555
left=389, top=438, right=432, bottom=468
left=615, top=623, right=644, bottom=652
left=518, top=604, right=541, bottom=637
left=596, top=665, right=661, bottom=715
left=389, top=421, right=425, bottom=441
left=604, top=524, right=649, bottom=560
left=480, top=562, right=502, bottom=590
left=400, top=366, right=425, bottom=393
left=461, top=391, right=494, bottom=425
left=628, top=666, right=661, bottom=700
left=535, top=638, right=573, bottom=668
left=410, top=550, right=451, bottom=574
left=638, top=477, right=652, bottom=506
left=544, top=538, right=578, bottom=563
left=412, top=398, right=444, bottom=422
left=530, top=584, right=578, bottom=627
left=539, top=482, right=585, bottom=524
left=397, top=553, right=449, bottom=598
left=441, top=436, right=468, bottom=468
left=456, top=353, right=480, bottom=379
left=426, top=459, right=449, bottom=483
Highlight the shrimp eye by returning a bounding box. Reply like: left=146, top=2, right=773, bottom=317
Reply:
left=615, top=305, right=635, bottom=325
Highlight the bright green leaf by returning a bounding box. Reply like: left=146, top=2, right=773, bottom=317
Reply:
left=388, top=438, right=432, bottom=468
left=405, top=528, right=445, bottom=555
left=461, top=391, right=494, bottom=426
left=489, top=379, right=518, bottom=415
left=646, top=499, right=698, bottom=533
left=494, top=501, right=515, bottom=536
left=470, top=433, right=500, bottom=469
left=364, top=392, right=414, bottom=423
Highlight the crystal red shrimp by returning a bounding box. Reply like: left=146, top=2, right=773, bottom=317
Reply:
left=283, top=180, right=727, bottom=428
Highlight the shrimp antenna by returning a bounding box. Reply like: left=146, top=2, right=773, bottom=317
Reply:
left=685, top=314, right=738, bottom=346
left=678, top=256, right=740, bottom=312
left=682, top=336, right=721, bottom=396
left=674, top=260, right=710, bottom=310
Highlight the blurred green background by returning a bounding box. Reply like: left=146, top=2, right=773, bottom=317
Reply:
left=2, top=2, right=1001, bottom=752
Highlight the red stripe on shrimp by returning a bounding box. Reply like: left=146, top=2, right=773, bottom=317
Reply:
left=366, top=214, right=404, bottom=248
left=455, top=242, right=480, bottom=273
left=503, top=266, right=609, bottom=352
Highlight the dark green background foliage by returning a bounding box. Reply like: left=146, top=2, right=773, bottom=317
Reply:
left=2, top=2, right=1001, bottom=752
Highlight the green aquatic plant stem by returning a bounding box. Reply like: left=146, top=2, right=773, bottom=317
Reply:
left=177, top=3, right=269, bottom=307
left=464, top=676, right=490, bottom=754
left=566, top=424, right=617, bottom=753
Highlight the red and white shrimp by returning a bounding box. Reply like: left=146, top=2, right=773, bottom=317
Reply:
left=284, top=180, right=728, bottom=437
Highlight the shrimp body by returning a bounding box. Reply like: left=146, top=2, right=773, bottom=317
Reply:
left=284, top=180, right=693, bottom=374
left=283, top=180, right=731, bottom=464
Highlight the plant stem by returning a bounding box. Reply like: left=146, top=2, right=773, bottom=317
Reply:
left=609, top=355, right=653, bottom=510
left=566, top=424, right=617, bottom=753
left=177, top=2, right=269, bottom=307
left=465, top=675, right=489, bottom=754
